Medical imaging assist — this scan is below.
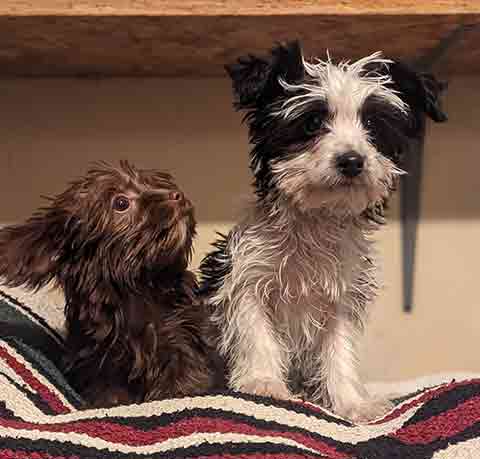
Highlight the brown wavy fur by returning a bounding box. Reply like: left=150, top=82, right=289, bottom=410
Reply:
left=0, top=161, right=221, bottom=407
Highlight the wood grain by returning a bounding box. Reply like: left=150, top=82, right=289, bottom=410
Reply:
left=0, top=6, right=477, bottom=77
left=2, top=1, right=479, bottom=15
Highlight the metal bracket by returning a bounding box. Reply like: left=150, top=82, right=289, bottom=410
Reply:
left=400, top=143, right=423, bottom=313
left=401, top=22, right=478, bottom=312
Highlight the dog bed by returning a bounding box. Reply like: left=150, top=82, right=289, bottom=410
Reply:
left=0, top=288, right=480, bottom=459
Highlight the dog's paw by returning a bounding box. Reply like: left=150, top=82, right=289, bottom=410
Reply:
left=334, top=397, right=394, bottom=424
left=238, top=378, right=291, bottom=400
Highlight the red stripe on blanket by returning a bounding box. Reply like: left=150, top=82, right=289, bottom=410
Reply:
left=371, top=379, right=480, bottom=425
left=392, top=395, right=480, bottom=444
left=0, top=344, right=70, bottom=415
left=0, top=417, right=348, bottom=458
left=0, top=450, right=79, bottom=459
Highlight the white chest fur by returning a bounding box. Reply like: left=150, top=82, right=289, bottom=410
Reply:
left=211, top=203, right=381, bottom=415
left=212, top=204, right=377, bottom=367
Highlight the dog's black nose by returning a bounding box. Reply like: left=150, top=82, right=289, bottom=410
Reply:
left=168, top=191, right=183, bottom=201
left=336, top=152, right=365, bottom=178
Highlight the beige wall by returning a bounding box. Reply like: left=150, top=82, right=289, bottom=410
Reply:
left=0, top=76, right=478, bottom=381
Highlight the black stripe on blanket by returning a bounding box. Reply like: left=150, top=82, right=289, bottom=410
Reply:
left=353, top=420, right=480, bottom=459
left=86, top=406, right=352, bottom=451
left=2, top=337, right=83, bottom=409
left=0, top=370, right=58, bottom=416
left=226, top=390, right=352, bottom=426
left=0, top=438, right=327, bottom=459
left=0, top=289, right=65, bottom=345
left=403, top=379, right=480, bottom=426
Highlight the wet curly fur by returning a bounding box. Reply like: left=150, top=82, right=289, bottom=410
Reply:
left=0, top=161, right=219, bottom=407
left=200, top=41, right=447, bottom=422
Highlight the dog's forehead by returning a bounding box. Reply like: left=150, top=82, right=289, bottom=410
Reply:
left=82, top=164, right=177, bottom=195
left=276, top=52, right=407, bottom=120
left=136, top=170, right=177, bottom=189
left=115, top=172, right=178, bottom=196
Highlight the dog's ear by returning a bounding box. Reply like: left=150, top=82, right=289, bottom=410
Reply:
left=0, top=209, right=67, bottom=290
left=225, top=40, right=305, bottom=110
left=389, top=61, right=448, bottom=125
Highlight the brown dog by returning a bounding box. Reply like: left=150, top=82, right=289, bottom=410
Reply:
left=0, top=161, right=220, bottom=407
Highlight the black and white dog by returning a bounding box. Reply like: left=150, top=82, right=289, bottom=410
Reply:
left=200, top=41, right=447, bottom=422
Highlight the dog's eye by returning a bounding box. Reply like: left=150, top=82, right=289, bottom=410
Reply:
left=365, top=118, right=375, bottom=132
left=363, top=112, right=377, bottom=132
left=304, top=112, right=325, bottom=136
left=113, top=195, right=130, bottom=212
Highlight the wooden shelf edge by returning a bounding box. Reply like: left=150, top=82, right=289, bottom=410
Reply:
left=0, top=11, right=477, bottom=77
left=2, top=1, right=480, bottom=17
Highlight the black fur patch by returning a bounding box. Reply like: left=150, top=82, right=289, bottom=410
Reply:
left=361, top=96, right=411, bottom=167
left=388, top=60, right=448, bottom=137
left=226, top=40, right=304, bottom=111
left=225, top=41, right=310, bottom=199
left=198, top=232, right=232, bottom=298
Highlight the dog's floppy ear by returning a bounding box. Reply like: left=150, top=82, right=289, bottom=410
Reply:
left=389, top=61, right=448, bottom=125
left=0, top=209, right=67, bottom=290
left=225, top=40, right=305, bottom=110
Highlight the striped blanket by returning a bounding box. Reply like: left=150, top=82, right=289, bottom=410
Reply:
left=1, top=289, right=480, bottom=459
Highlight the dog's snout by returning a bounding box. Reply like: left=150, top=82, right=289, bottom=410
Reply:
left=146, top=189, right=184, bottom=204
left=336, top=152, right=365, bottom=178
left=168, top=191, right=183, bottom=202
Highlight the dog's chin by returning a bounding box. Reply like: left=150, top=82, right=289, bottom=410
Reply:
left=160, top=207, right=195, bottom=238
left=146, top=243, right=190, bottom=276
left=297, top=182, right=380, bottom=217
left=157, top=217, right=194, bottom=265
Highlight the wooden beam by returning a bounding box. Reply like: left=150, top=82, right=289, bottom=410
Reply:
left=0, top=2, right=477, bottom=77
left=2, top=1, right=479, bottom=16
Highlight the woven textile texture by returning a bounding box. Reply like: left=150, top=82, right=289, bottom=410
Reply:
left=0, top=289, right=479, bottom=459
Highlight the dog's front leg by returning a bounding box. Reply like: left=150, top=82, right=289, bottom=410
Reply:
left=220, top=290, right=290, bottom=400
left=316, top=306, right=393, bottom=422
